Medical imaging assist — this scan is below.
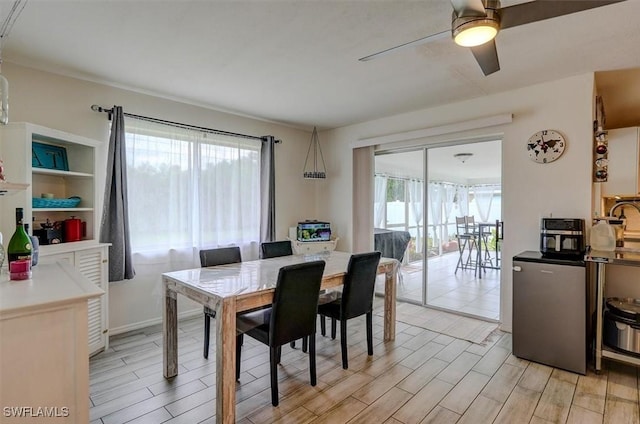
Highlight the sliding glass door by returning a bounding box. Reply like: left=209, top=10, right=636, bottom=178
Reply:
left=374, top=139, right=502, bottom=321
left=374, top=149, right=425, bottom=303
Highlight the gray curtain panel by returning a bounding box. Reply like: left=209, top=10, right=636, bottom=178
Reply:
left=260, top=136, right=276, bottom=243
left=100, top=105, right=135, bottom=281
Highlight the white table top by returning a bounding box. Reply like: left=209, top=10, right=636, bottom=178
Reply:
left=162, top=250, right=395, bottom=299
left=0, top=261, right=104, bottom=315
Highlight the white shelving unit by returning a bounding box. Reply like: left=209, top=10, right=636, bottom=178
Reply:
left=0, top=122, right=110, bottom=355
left=0, top=122, right=100, bottom=239
left=589, top=254, right=640, bottom=372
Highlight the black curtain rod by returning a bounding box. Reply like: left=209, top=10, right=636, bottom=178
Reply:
left=91, top=105, right=280, bottom=143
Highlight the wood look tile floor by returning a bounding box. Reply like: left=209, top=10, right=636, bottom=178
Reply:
left=90, top=301, right=640, bottom=424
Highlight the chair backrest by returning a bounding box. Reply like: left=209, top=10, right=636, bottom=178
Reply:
left=269, top=260, right=326, bottom=347
left=455, top=217, right=468, bottom=236
left=199, top=246, right=242, bottom=267
left=261, top=240, right=293, bottom=259
left=340, top=251, right=382, bottom=320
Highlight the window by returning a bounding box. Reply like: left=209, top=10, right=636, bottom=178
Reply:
left=125, top=119, right=261, bottom=256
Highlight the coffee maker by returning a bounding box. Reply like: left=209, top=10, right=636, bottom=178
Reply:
left=540, top=218, right=586, bottom=258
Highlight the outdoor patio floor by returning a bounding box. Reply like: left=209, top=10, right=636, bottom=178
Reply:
left=377, top=250, right=501, bottom=321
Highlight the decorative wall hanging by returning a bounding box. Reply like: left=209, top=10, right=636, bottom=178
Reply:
left=303, top=126, right=327, bottom=179
left=593, top=95, right=608, bottom=182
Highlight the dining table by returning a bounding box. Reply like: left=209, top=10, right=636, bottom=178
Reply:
left=162, top=250, right=398, bottom=424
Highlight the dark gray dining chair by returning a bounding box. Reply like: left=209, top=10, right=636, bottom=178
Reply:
left=260, top=240, right=293, bottom=259
left=199, top=246, right=242, bottom=359
left=318, top=251, right=381, bottom=369
left=235, top=260, right=326, bottom=406
left=260, top=240, right=306, bottom=349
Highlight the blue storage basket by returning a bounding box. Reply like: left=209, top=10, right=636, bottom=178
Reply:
left=32, top=196, right=81, bottom=208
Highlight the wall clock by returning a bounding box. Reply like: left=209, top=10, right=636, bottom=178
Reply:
left=527, top=130, right=566, bottom=163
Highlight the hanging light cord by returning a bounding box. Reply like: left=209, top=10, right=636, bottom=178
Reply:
left=303, top=126, right=327, bottom=179
left=0, top=0, right=28, bottom=68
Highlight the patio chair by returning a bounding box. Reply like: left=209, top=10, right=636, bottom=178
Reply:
left=454, top=216, right=478, bottom=274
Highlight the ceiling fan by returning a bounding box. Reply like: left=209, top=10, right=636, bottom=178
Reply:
left=359, top=0, right=625, bottom=76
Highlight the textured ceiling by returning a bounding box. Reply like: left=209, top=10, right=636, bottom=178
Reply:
left=2, top=0, right=640, bottom=130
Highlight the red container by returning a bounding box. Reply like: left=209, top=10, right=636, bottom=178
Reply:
left=64, top=217, right=82, bottom=242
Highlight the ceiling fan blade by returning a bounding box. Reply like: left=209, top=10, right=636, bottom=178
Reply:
left=470, top=40, right=500, bottom=76
left=450, top=0, right=487, bottom=17
left=358, top=30, right=450, bottom=62
left=501, top=0, right=626, bottom=30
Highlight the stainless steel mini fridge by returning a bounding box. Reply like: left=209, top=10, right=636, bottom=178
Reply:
left=512, top=251, right=587, bottom=374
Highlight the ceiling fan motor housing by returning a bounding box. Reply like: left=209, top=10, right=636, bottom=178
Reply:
left=452, top=0, right=501, bottom=43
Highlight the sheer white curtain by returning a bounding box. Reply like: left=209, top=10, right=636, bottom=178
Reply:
left=456, top=185, right=470, bottom=216
left=443, top=184, right=457, bottom=237
left=125, top=119, right=261, bottom=283
left=474, top=185, right=495, bottom=222
left=373, top=174, right=388, bottom=228
left=428, top=182, right=444, bottom=248
left=408, top=179, right=423, bottom=253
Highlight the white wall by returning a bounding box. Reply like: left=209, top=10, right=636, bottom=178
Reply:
left=2, top=62, right=599, bottom=334
left=2, top=62, right=321, bottom=333
left=320, top=73, right=596, bottom=332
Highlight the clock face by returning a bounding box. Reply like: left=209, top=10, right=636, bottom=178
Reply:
left=527, top=130, right=566, bottom=163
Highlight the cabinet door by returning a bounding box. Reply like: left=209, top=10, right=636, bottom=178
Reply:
left=75, top=247, right=109, bottom=355
left=37, top=251, right=75, bottom=266
left=0, top=302, right=91, bottom=422
left=603, top=127, right=640, bottom=195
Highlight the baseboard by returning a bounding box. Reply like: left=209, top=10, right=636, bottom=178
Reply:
left=109, top=308, right=202, bottom=336
left=499, top=323, right=512, bottom=333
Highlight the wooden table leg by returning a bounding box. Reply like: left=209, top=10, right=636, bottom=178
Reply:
left=216, top=296, right=237, bottom=423
left=163, top=278, right=178, bottom=378
left=383, top=261, right=398, bottom=341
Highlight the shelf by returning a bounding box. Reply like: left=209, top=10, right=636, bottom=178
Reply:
left=33, top=207, right=94, bottom=212
left=32, top=168, right=94, bottom=178
left=601, top=346, right=640, bottom=367
left=0, top=181, right=29, bottom=195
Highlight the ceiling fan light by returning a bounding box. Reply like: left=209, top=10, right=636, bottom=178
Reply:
left=453, top=19, right=499, bottom=47
left=454, top=152, right=473, bottom=163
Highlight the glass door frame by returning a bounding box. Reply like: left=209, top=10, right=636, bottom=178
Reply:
left=374, top=137, right=502, bottom=321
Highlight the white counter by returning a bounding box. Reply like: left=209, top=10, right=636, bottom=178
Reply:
left=0, top=262, right=104, bottom=423
left=0, top=261, right=104, bottom=315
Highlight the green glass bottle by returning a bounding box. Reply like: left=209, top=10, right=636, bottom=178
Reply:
left=7, top=207, right=32, bottom=280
